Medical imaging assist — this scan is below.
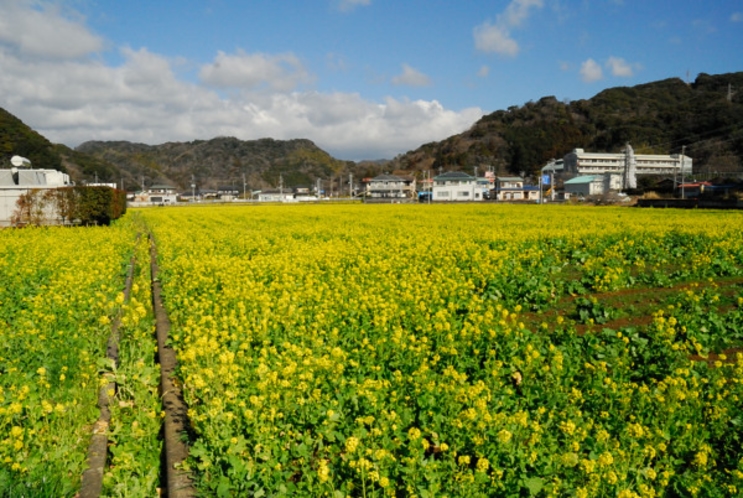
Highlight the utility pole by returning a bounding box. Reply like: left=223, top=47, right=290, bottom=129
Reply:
left=242, top=173, right=246, bottom=200
left=279, top=173, right=283, bottom=199
left=681, top=145, right=686, bottom=200
left=349, top=173, right=353, bottom=198
left=551, top=170, right=555, bottom=201
left=428, top=170, right=431, bottom=204
left=539, top=173, right=542, bottom=204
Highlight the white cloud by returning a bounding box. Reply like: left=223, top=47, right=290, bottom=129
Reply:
left=242, top=93, right=482, bottom=159
left=474, top=23, right=519, bottom=56
left=731, top=12, right=743, bottom=22
left=477, top=65, right=490, bottom=78
left=0, top=0, right=103, bottom=59
left=337, top=0, right=371, bottom=12
left=473, top=0, right=543, bottom=56
left=605, top=56, right=634, bottom=77
left=502, top=0, right=544, bottom=27
left=0, top=1, right=484, bottom=160
left=199, top=50, right=312, bottom=92
left=580, top=58, right=603, bottom=83
left=391, top=64, right=431, bottom=87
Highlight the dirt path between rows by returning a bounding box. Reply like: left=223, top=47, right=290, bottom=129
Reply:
left=150, top=235, right=195, bottom=498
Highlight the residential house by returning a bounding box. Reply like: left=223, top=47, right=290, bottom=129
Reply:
left=491, top=177, right=542, bottom=202
left=495, top=177, right=523, bottom=201
left=432, top=171, right=487, bottom=201
left=130, top=184, right=179, bottom=205
left=218, top=186, right=241, bottom=201
left=258, top=189, right=295, bottom=202
left=293, top=186, right=318, bottom=202
left=677, top=181, right=712, bottom=199
left=365, top=174, right=416, bottom=202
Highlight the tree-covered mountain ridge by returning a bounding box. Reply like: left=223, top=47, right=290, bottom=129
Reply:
left=390, top=71, right=743, bottom=179
left=75, top=137, right=361, bottom=192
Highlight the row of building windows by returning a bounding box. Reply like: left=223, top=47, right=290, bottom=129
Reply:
left=435, top=191, right=473, bottom=197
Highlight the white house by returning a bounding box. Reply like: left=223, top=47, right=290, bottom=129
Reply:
left=129, top=184, right=179, bottom=206
left=432, top=171, right=488, bottom=201
left=365, top=174, right=416, bottom=201
left=258, top=189, right=295, bottom=202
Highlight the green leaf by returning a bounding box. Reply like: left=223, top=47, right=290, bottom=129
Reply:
left=217, top=476, right=232, bottom=497
left=524, top=476, right=544, bottom=496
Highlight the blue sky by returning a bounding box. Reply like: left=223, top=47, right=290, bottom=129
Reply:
left=0, top=0, right=741, bottom=160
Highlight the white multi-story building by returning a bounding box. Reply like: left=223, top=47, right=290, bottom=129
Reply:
left=563, top=147, right=692, bottom=178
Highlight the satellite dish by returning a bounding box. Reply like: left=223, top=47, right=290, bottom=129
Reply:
left=10, top=155, right=31, bottom=167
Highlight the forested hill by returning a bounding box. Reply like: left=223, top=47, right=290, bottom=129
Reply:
left=0, top=108, right=136, bottom=184
left=390, top=71, right=743, bottom=178
left=0, top=108, right=64, bottom=172
left=75, top=137, right=370, bottom=192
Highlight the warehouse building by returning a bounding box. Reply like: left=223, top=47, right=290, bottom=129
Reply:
left=1, top=156, right=73, bottom=226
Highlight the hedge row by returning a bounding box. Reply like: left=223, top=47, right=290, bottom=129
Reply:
left=12, top=186, right=127, bottom=226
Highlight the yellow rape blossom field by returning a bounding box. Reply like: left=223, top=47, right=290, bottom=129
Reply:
left=141, top=203, right=743, bottom=497
left=2, top=203, right=743, bottom=497
left=0, top=219, right=160, bottom=496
